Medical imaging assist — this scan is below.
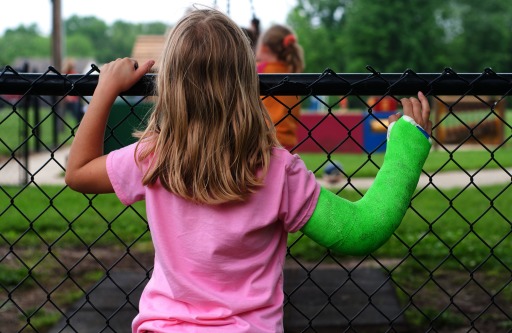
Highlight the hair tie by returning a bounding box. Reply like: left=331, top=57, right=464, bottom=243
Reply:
left=283, top=34, right=296, bottom=48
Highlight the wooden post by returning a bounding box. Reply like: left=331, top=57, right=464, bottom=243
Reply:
left=51, top=0, right=62, bottom=71
left=51, top=0, right=63, bottom=148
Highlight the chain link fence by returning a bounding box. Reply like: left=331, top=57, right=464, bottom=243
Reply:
left=1, top=65, right=512, bottom=332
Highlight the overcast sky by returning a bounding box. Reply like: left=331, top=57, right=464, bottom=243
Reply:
left=1, top=0, right=297, bottom=35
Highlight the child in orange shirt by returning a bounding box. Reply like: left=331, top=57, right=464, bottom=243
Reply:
left=256, top=25, right=304, bottom=150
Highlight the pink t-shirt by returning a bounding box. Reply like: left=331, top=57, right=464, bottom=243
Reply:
left=106, top=144, right=320, bottom=333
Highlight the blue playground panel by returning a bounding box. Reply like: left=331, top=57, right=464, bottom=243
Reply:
left=363, top=111, right=394, bottom=153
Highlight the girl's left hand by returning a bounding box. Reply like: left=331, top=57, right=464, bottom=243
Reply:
left=97, top=57, right=155, bottom=96
left=388, top=91, right=432, bottom=135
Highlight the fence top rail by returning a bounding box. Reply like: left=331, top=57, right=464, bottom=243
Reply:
left=2, top=67, right=512, bottom=96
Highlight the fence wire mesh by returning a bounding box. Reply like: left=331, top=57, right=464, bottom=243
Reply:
left=1, top=65, right=512, bottom=332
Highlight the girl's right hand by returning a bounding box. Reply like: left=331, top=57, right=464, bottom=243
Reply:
left=97, top=57, right=155, bottom=97
left=388, top=91, right=433, bottom=135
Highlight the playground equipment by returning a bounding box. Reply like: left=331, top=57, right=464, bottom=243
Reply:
left=434, top=96, right=506, bottom=146
left=296, top=96, right=398, bottom=154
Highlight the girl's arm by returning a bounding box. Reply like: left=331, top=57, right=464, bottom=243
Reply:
left=65, top=58, right=155, bottom=194
left=301, top=92, right=432, bottom=255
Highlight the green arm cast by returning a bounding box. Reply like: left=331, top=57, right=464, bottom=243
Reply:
left=300, top=117, right=431, bottom=256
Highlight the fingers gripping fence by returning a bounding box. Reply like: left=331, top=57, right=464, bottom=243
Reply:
left=1, top=65, right=512, bottom=332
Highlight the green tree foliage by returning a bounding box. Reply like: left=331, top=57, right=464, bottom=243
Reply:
left=3, top=3, right=512, bottom=73
left=440, top=0, right=512, bottom=71
left=0, top=25, right=50, bottom=67
left=340, top=0, right=446, bottom=72
left=64, top=15, right=110, bottom=62
left=287, top=0, right=512, bottom=73
left=65, top=16, right=168, bottom=63
left=0, top=17, right=169, bottom=67
left=107, top=21, right=169, bottom=62
left=287, top=0, right=350, bottom=72
left=66, top=34, right=95, bottom=58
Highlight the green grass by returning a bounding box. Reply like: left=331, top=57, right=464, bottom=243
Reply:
left=0, top=106, right=78, bottom=156
left=0, top=265, right=31, bottom=288
left=23, top=308, right=62, bottom=331
left=0, top=186, right=149, bottom=247
left=299, top=146, right=512, bottom=178
left=288, top=184, right=512, bottom=269
left=2, top=183, right=511, bottom=271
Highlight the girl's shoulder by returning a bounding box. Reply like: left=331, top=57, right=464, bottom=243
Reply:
left=270, top=147, right=307, bottom=171
left=270, top=146, right=293, bottom=160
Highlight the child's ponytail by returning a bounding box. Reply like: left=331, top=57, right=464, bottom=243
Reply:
left=260, top=24, right=304, bottom=73
left=281, top=33, right=304, bottom=73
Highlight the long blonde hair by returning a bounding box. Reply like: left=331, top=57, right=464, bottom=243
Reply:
left=259, top=24, right=304, bottom=73
left=135, top=9, right=278, bottom=205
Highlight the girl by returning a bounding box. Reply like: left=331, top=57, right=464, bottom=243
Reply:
left=65, top=9, right=432, bottom=333
left=256, top=24, right=304, bottom=150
